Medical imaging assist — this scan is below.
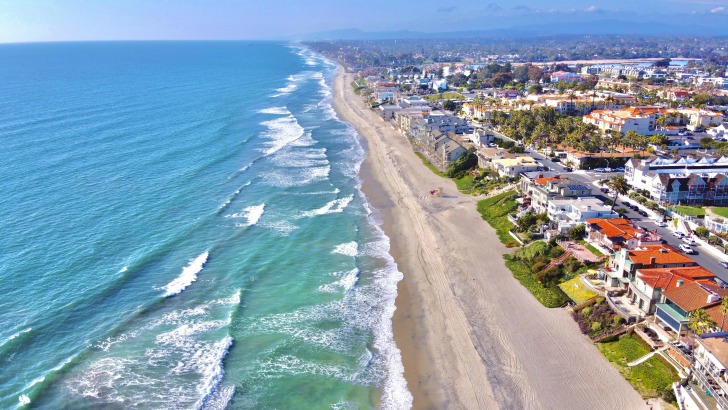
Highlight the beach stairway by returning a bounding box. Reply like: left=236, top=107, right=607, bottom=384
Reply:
left=540, top=250, right=572, bottom=272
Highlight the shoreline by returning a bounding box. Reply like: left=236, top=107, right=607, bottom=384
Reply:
left=332, top=66, right=649, bottom=409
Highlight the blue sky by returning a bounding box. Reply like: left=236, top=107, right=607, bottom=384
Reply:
left=1, top=0, right=727, bottom=43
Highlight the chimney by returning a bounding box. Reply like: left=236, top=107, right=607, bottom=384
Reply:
left=708, top=293, right=721, bottom=304
left=676, top=279, right=684, bottom=287
left=650, top=256, right=656, bottom=265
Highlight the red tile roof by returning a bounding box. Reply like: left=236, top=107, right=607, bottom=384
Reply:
left=627, top=244, right=696, bottom=266
left=637, top=266, right=716, bottom=292
left=587, top=218, right=644, bottom=241
left=534, top=176, right=561, bottom=186
left=663, top=282, right=723, bottom=312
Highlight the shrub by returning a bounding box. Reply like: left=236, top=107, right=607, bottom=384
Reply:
left=694, top=226, right=709, bottom=238
left=535, top=265, right=562, bottom=286
left=613, top=316, right=624, bottom=325
left=562, top=256, right=583, bottom=274
left=582, top=307, right=592, bottom=317
left=549, top=246, right=565, bottom=258
left=532, top=260, right=548, bottom=273
left=591, top=322, right=603, bottom=332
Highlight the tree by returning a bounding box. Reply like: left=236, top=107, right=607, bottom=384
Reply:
left=608, top=176, right=631, bottom=212
left=700, top=137, right=714, bottom=150
left=649, top=134, right=669, bottom=146
left=688, top=308, right=716, bottom=335
left=443, top=100, right=456, bottom=111
left=694, top=226, right=709, bottom=238
left=721, top=297, right=728, bottom=330
left=569, top=224, right=586, bottom=241
left=491, top=72, right=514, bottom=88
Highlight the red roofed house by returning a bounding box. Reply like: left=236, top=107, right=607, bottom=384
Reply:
left=628, top=266, right=716, bottom=316
left=586, top=218, right=663, bottom=251
left=605, top=244, right=697, bottom=289
left=654, top=278, right=728, bottom=338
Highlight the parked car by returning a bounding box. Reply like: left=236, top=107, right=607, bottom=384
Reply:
left=656, top=221, right=667, bottom=227
left=720, top=261, right=728, bottom=269
left=673, top=231, right=685, bottom=238
left=563, top=167, right=573, bottom=172
left=605, top=167, right=613, bottom=172
left=622, top=201, right=632, bottom=207
left=682, top=236, right=697, bottom=245
left=638, top=210, right=648, bottom=217
left=488, top=143, right=497, bottom=148
left=550, top=157, right=561, bottom=162
left=594, top=167, right=606, bottom=173
left=679, top=244, right=695, bottom=254
left=599, top=187, right=609, bottom=193
left=615, top=167, right=625, bottom=172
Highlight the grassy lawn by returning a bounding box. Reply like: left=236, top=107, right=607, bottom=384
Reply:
left=476, top=190, right=519, bottom=247
left=426, top=91, right=465, bottom=102
left=504, top=259, right=570, bottom=308
left=559, top=276, right=597, bottom=304
left=674, top=205, right=706, bottom=217
left=578, top=240, right=604, bottom=257
left=454, top=174, right=474, bottom=194
left=711, top=207, right=728, bottom=218
left=414, top=152, right=445, bottom=177
left=598, top=334, right=679, bottom=398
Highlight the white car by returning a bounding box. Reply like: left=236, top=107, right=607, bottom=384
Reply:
left=679, top=244, right=695, bottom=254
left=656, top=221, right=667, bottom=227
left=673, top=231, right=685, bottom=238
left=682, top=237, right=697, bottom=245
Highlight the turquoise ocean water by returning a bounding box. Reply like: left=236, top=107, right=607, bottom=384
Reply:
left=0, top=42, right=411, bottom=409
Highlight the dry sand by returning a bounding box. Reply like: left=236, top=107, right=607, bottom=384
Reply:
left=332, top=68, right=650, bottom=410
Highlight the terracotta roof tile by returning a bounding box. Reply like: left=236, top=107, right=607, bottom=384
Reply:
left=627, top=245, right=697, bottom=266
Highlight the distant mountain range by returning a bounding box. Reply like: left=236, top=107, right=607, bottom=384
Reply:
left=288, top=18, right=727, bottom=41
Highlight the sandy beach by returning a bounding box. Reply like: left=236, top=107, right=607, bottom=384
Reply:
left=332, top=68, right=649, bottom=409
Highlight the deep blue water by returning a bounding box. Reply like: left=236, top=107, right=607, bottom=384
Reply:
left=0, top=42, right=410, bottom=409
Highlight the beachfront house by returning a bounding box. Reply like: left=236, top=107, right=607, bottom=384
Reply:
left=678, top=335, right=728, bottom=409
left=490, top=156, right=539, bottom=178
left=654, top=278, right=728, bottom=338
left=605, top=244, right=697, bottom=289
left=546, top=197, right=616, bottom=232
left=531, top=178, right=592, bottom=214
left=586, top=218, right=663, bottom=251
left=628, top=266, right=716, bottom=316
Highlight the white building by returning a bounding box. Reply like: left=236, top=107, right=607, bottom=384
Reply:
left=490, top=156, right=539, bottom=178
left=547, top=197, right=617, bottom=232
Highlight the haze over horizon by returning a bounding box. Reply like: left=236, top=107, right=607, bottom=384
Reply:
left=2, top=0, right=728, bottom=43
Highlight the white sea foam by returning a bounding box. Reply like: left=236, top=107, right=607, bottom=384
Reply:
left=259, top=115, right=305, bottom=156
left=227, top=204, right=265, bottom=227
left=300, top=195, right=353, bottom=218
left=162, top=252, right=209, bottom=297
left=191, top=336, right=234, bottom=410
left=332, top=241, right=358, bottom=257
left=319, top=268, right=359, bottom=293
left=274, top=83, right=297, bottom=94
left=257, top=106, right=289, bottom=115
left=1, top=327, right=31, bottom=349
left=265, top=165, right=331, bottom=188
left=18, top=395, right=30, bottom=406
left=200, top=384, right=235, bottom=410
left=119, top=266, right=128, bottom=273
left=216, top=181, right=251, bottom=213
left=260, top=219, right=298, bottom=236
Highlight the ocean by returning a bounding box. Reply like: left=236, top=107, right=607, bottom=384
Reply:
left=0, top=42, right=411, bottom=409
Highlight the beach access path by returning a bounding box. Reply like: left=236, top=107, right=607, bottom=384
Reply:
left=332, top=68, right=647, bottom=409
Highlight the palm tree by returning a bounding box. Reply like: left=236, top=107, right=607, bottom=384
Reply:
left=608, top=176, right=630, bottom=212
left=721, top=297, right=728, bottom=330
left=688, top=308, right=716, bottom=336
